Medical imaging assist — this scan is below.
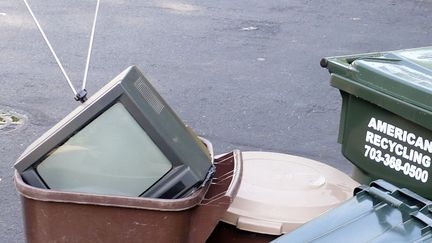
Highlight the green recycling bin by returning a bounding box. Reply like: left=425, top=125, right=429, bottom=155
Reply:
left=272, top=180, right=432, bottom=243
left=321, top=47, right=432, bottom=199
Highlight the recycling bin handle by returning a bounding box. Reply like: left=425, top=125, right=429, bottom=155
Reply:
left=368, top=187, right=432, bottom=209
left=368, top=187, right=403, bottom=207
left=365, top=180, right=431, bottom=208
left=320, top=56, right=401, bottom=68
left=345, top=56, right=401, bottom=64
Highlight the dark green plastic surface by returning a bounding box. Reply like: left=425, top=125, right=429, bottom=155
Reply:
left=324, top=47, right=432, bottom=199
left=325, top=47, right=432, bottom=131
left=272, top=180, right=432, bottom=243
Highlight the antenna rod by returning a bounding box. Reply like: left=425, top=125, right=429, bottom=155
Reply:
left=22, top=0, right=78, bottom=96
left=82, top=0, right=101, bottom=91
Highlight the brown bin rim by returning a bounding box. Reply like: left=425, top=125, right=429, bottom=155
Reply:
left=14, top=170, right=210, bottom=211
left=213, top=150, right=242, bottom=199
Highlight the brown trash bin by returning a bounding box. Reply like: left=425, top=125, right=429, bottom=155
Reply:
left=14, top=150, right=242, bottom=243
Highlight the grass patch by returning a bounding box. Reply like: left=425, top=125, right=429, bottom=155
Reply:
left=11, top=116, right=20, bottom=123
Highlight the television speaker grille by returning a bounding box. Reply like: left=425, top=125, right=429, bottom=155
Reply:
left=134, top=77, right=164, bottom=114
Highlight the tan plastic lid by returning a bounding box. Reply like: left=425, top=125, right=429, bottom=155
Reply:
left=222, top=151, right=359, bottom=235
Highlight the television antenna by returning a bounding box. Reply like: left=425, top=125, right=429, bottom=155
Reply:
left=22, top=0, right=102, bottom=103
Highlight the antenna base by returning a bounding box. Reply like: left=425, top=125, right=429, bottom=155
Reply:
left=74, top=89, right=88, bottom=103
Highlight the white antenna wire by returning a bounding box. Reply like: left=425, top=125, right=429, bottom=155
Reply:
left=82, top=0, right=101, bottom=91
left=23, top=0, right=102, bottom=102
left=22, top=0, right=78, bottom=96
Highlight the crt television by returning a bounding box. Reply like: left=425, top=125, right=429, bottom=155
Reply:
left=14, top=66, right=214, bottom=199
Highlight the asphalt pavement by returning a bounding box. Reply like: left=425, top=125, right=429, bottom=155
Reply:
left=1, top=0, right=432, bottom=242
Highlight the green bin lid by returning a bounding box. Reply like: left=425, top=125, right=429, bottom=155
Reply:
left=272, top=180, right=432, bottom=243
left=322, top=46, right=432, bottom=131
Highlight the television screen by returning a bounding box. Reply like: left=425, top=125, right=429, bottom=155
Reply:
left=37, top=103, right=172, bottom=196
left=15, top=66, right=214, bottom=199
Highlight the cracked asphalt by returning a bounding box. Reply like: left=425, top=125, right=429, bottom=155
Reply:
left=1, top=0, right=432, bottom=242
